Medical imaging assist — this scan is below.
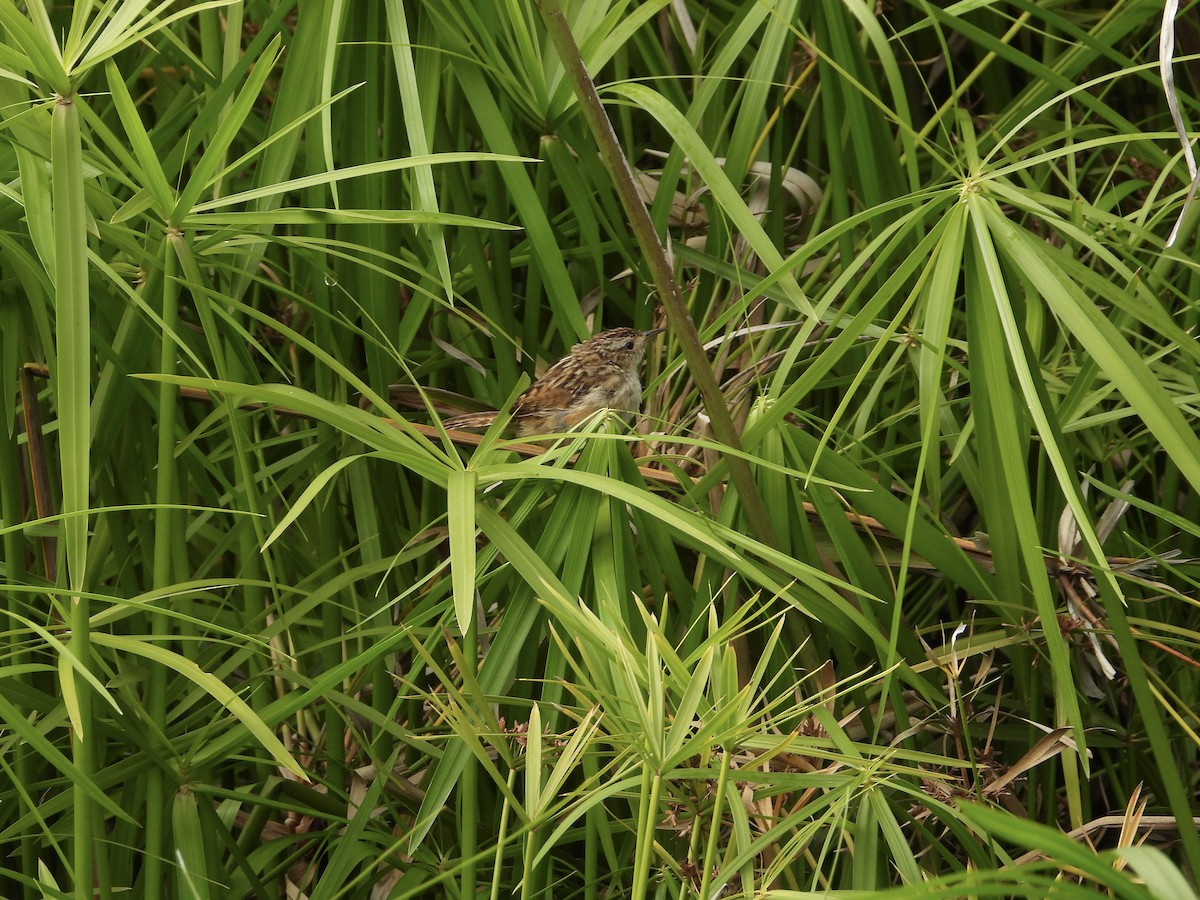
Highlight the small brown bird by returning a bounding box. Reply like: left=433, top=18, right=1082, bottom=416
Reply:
left=445, top=326, right=664, bottom=437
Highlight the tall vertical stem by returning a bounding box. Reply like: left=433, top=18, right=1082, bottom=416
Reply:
left=52, top=88, right=95, bottom=898
left=143, top=231, right=182, bottom=894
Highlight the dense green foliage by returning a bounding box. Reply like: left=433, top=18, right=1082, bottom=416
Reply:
left=1, top=0, right=1198, bottom=897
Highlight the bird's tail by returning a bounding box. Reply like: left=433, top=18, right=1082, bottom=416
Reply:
left=443, top=410, right=500, bottom=431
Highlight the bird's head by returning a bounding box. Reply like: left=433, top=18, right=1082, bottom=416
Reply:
left=573, top=326, right=664, bottom=370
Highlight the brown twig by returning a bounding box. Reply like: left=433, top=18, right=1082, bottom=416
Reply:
left=533, top=0, right=777, bottom=551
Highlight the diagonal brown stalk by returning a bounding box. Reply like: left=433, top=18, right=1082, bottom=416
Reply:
left=534, top=0, right=777, bottom=549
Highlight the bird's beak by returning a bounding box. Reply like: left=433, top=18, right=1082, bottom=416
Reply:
left=641, top=327, right=666, bottom=338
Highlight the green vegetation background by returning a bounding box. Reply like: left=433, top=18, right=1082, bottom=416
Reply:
left=0, top=1, right=1198, bottom=898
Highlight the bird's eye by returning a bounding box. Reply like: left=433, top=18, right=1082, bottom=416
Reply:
left=623, top=340, right=634, bottom=350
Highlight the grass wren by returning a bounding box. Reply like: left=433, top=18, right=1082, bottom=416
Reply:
left=445, top=327, right=664, bottom=437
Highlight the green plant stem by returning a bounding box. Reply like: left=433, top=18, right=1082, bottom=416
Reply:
left=144, top=232, right=182, bottom=895
left=697, top=749, right=731, bottom=900
left=631, top=770, right=662, bottom=898
left=461, top=614, right=479, bottom=897
left=52, top=85, right=96, bottom=900
left=489, top=768, right=517, bottom=900
left=533, top=0, right=777, bottom=550
left=583, top=750, right=600, bottom=900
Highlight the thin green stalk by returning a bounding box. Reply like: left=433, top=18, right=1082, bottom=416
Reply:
left=143, top=231, right=182, bottom=896
left=52, top=85, right=96, bottom=900
left=460, top=614, right=479, bottom=897
left=696, top=749, right=732, bottom=900
left=489, top=769, right=518, bottom=900
left=306, top=128, right=349, bottom=837
left=520, top=823, right=537, bottom=900
left=583, top=750, right=600, bottom=900
left=171, top=236, right=273, bottom=713
left=534, top=0, right=777, bottom=550
left=630, top=769, right=662, bottom=899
